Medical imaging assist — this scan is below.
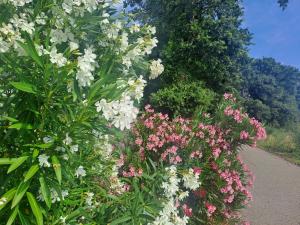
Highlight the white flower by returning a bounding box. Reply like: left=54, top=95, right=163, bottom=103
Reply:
left=69, top=41, right=79, bottom=51
left=43, top=136, right=53, bottom=143
left=70, top=144, right=79, bottom=153
left=85, top=192, right=94, bottom=206
left=8, top=0, right=32, bottom=7
left=55, top=146, right=66, bottom=152
left=182, top=169, right=200, bottom=191
left=95, top=96, right=139, bottom=130
left=76, top=47, right=97, bottom=87
left=36, top=12, right=47, bottom=25
left=75, top=166, right=86, bottom=178
left=0, top=38, right=10, bottom=53
left=50, top=29, right=68, bottom=44
left=130, top=24, right=140, bottom=33
left=120, top=32, right=128, bottom=52
left=49, top=47, right=67, bottom=67
left=150, top=59, right=164, bottom=79
left=127, top=76, right=147, bottom=101
left=38, top=154, right=51, bottom=168
left=63, top=133, right=72, bottom=146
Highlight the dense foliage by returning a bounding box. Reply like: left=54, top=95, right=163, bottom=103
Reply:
left=0, top=0, right=164, bottom=224
left=124, top=0, right=251, bottom=116
left=119, top=94, right=266, bottom=225
left=241, top=57, right=300, bottom=127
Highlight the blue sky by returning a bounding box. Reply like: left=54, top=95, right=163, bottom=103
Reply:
left=243, top=0, right=300, bottom=69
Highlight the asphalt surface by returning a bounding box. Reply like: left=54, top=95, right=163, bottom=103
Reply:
left=241, top=146, right=300, bottom=225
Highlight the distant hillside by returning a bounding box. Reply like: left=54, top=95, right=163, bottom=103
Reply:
left=241, top=57, right=300, bottom=127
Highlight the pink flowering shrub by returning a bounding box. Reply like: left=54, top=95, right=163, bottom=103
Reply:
left=115, top=94, right=266, bottom=224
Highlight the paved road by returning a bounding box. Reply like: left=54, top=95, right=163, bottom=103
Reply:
left=241, top=146, right=300, bottom=225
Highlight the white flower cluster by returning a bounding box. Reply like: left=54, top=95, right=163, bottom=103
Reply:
left=150, top=166, right=189, bottom=225
left=76, top=47, right=97, bottom=87
left=49, top=47, right=67, bottom=68
left=38, top=154, right=51, bottom=168
left=150, top=59, right=164, bottom=79
left=95, top=96, right=139, bottom=130
left=62, top=0, right=103, bottom=14
left=8, top=0, right=32, bottom=7
left=126, top=76, right=147, bottom=101
left=38, top=189, right=69, bottom=203
left=182, top=169, right=200, bottom=191
left=63, top=133, right=80, bottom=154
left=0, top=13, right=34, bottom=53
left=75, top=165, right=86, bottom=178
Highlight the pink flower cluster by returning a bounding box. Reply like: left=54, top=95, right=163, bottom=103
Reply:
left=122, top=165, right=143, bottom=177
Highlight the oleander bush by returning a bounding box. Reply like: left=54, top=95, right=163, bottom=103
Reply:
left=0, top=1, right=267, bottom=225
left=0, top=0, right=164, bottom=224
left=115, top=94, right=266, bottom=225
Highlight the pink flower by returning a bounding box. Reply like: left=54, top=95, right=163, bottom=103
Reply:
left=193, top=167, right=202, bottom=175
left=182, top=204, right=193, bottom=217
left=205, top=202, right=216, bottom=217
left=135, top=138, right=143, bottom=146
left=240, top=131, right=249, bottom=140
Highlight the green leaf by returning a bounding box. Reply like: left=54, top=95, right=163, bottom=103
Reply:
left=18, top=211, right=31, bottom=225
left=6, top=206, right=19, bottom=225
left=0, top=116, right=18, bottom=122
left=11, top=182, right=30, bottom=209
left=26, top=192, right=43, bottom=225
left=17, top=34, right=43, bottom=68
left=39, top=177, right=51, bottom=209
left=51, top=156, right=62, bottom=185
left=8, top=123, right=33, bottom=130
left=10, top=82, right=37, bottom=94
left=110, top=215, right=131, bottom=225
left=0, top=188, right=17, bottom=211
left=0, top=158, right=16, bottom=165
left=24, top=164, right=39, bottom=182
left=7, top=156, right=29, bottom=174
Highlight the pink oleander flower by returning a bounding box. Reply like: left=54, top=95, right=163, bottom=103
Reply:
left=205, top=202, right=217, bottom=217
left=182, top=204, right=193, bottom=217
left=193, top=167, right=202, bottom=175
left=240, top=130, right=249, bottom=140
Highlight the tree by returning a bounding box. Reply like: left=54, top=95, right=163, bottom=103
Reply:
left=241, top=57, right=300, bottom=126
left=124, top=0, right=251, bottom=116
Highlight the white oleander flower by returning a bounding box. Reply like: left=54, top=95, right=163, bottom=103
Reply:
left=70, top=144, right=79, bottom=153
left=0, top=38, right=10, bottom=53
left=130, top=24, right=140, bottom=33
left=69, top=41, right=79, bottom=51
left=182, top=168, right=200, bottom=190
left=38, top=154, right=51, bottom=167
left=75, top=166, right=86, bottom=178
left=43, top=136, right=53, bottom=143
left=127, top=76, right=147, bottom=101
left=36, top=12, right=47, bottom=25
left=76, top=47, right=97, bottom=87
left=49, top=47, right=67, bottom=67
left=8, top=0, right=32, bottom=7
left=150, top=59, right=164, bottom=79
left=63, top=133, right=72, bottom=146
left=95, top=96, right=139, bottom=130
left=85, top=192, right=94, bottom=206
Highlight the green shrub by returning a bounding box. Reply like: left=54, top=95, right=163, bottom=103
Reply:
left=150, top=81, right=215, bottom=117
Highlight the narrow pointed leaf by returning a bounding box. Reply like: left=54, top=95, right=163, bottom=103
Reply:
left=6, top=206, right=19, bottom=225
left=0, top=188, right=17, bottom=211
left=51, top=156, right=62, bottom=185
left=8, top=123, right=33, bottom=130
left=7, top=156, right=28, bottom=174
left=0, top=158, right=16, bottom=165
left=10, top=82, right=37, bottom=94
left=11, top=182, right=30, bottom=209
left=24, top=165, right=39, bottom=182
left=26, top=192, right=43, bottom=225
left=39, top=177, right=51, bottom=209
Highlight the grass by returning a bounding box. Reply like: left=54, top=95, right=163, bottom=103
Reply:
left=258, top=126, right=300, bottom=166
